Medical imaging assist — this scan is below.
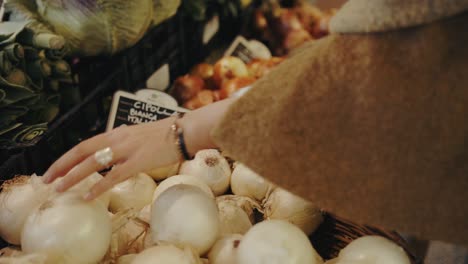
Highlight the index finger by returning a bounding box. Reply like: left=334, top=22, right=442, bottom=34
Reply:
left=43, top=133, right=110, bottom=184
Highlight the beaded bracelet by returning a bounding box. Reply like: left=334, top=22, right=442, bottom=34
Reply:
left=171, top=112, right=192, bottom=161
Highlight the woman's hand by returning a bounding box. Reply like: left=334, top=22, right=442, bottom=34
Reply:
left=42, top=97, right=236, bottom=200
left=42, top=117, right=181, bottom=200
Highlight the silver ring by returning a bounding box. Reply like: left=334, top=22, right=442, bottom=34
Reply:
left=94, top=147, right=113, bottom=167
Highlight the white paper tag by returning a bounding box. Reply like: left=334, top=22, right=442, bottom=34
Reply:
left=146, top=64, right=170, bottom=91
left=203, top=15, right=220, bottom=45
left=224, top=36, right=272, bottom=63
left=106, top=91, right=186, bottom=131
left=135, top=89, right=179, bottom=108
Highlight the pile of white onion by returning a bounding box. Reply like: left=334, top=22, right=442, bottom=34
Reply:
left=0, top=149, right=411, bottom=264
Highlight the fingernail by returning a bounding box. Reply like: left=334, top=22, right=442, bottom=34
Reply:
left=42, top=173, right=51, bottom=183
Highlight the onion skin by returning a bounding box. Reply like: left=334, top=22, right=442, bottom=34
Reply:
left=217, top=202, right=252, bottom=236
left=263, top=188, right=323, bottom=235
left=230, top=163, right=273, bottom=201
left=151, top=184, right=220, bottom=256
left=109, top=173, right=157, bottom=213
left=21, top=192, right=111, bottom=264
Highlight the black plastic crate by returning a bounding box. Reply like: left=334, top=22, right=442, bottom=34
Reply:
left=0, top=11, right=189, bottom=180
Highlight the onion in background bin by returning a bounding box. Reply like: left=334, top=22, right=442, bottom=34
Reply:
left=109, top=173, right=157, bottom=213
left=151, top=184, right=220, bottom=256
left=21, top=192, right=111, bottom=264
left=179, top=149, right=231, bottom=196
left=212, top=56, right=249, bottom=87
left=237, top=220, right=323, bottom=264
left=263, top=187, right=323, bottom=235
left=219, top=77, right=256, bottom=99
left=172, top=75, right=205, bottom=105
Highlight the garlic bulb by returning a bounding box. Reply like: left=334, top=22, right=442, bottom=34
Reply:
left=151, top=184, right=220, bottom=256
left=109, top=173, right=157, bottom=213
left=336, top=236, right=411, bottom=264
left=36, top=0, right=154, bottom=56
left=152, top=174, right=214, bottom=202
left=231, top=163, right=273, bottom=201
left=217, top=201, right=252, bottom=236
left=21, top=192, right=111, bottom=264
left=179, top=149, right=231, bottom=195
left=131, top=245, right=202, bottom=264
left=208, top=234, right=243, bottom=264
left=237, top=220, right=323, bottom=264
left=0, top=175, right=51, bottom=245
left=216, top=195, right=262, bottom=224
left=146, top=162, right=180, bottom=181
left=263, top=187, right=323, bottom=235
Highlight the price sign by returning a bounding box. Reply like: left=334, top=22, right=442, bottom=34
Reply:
left=106, top=91, right=186, bottom=131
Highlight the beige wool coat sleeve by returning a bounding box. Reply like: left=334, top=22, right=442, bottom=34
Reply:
left=211, top=8, right=468, bottom=245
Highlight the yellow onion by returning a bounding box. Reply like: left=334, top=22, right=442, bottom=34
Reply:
left=263, top=187, right=323, bottom=235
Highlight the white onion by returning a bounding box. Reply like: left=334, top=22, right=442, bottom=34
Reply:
left=237, top=220, right=323, bottom=264
left=109, top=211, right=149, bottom=259
left=146, top=162, right=180, bottom=181
left=231, top=163, right=273, bottom=201
left=152, top=174, right=214, bottom=202
left=131, top=245, right=202, bottom=264
left=151, top=184, right=220, bottom=255
left=208, top=234, right=243, bottom=264
left=263, top=187, right=323, bottom=235
left=0, top=252, right=47, bottom=264
left=109, top=173, right=157, bottom=213
left=336, top=236, right=411, bottom=264
left=0, top=175, right=51, bottom=245
left=117, top=254, right=137, bottom=264
left=217, top=200, right=252, bottom=236
left=216, top=195, right=262, bottom=224
left=21, top=192, right=111, bottom=264
left=179, top=149, right=231, bottom=195
left=200, top=258, right=210, bottom=264
left=138, top=204, right=151, bottom=224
